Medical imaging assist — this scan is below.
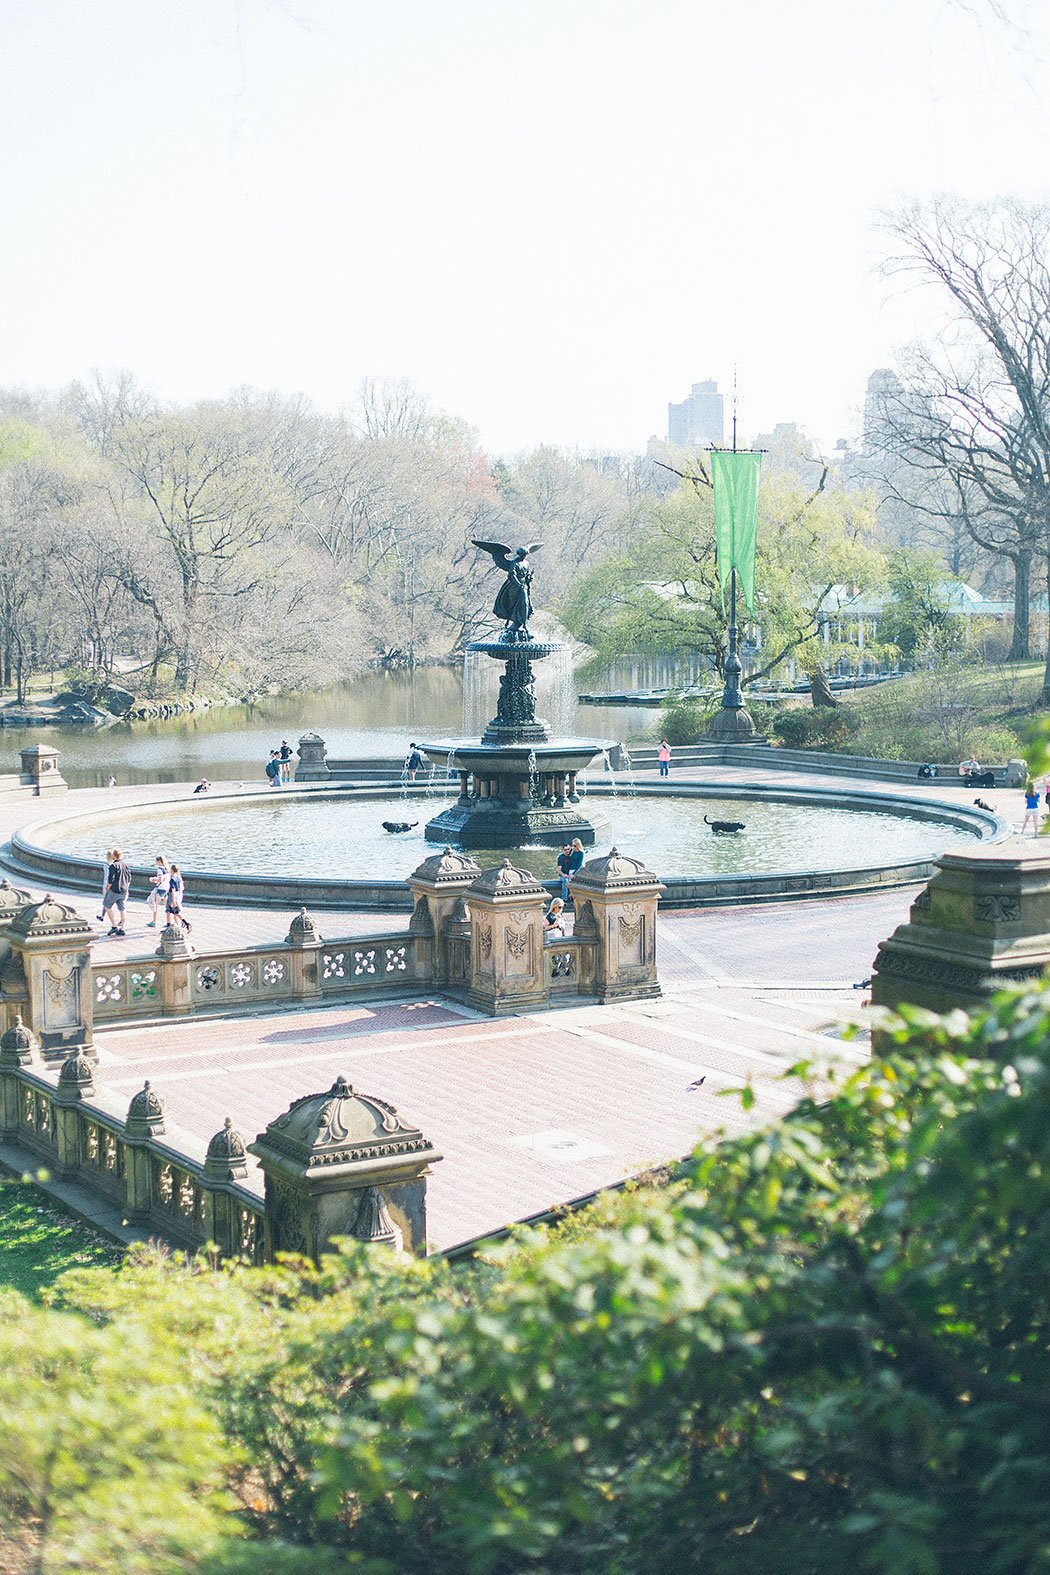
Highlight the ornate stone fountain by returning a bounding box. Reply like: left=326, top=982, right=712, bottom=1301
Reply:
left=421, top=541, right=611, bottom=848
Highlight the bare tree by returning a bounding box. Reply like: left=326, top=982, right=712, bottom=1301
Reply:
left=876, top=197, right=1050, bottom=677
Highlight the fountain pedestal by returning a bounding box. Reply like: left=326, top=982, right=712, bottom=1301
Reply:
left=421, top=635, right=611, bottom=849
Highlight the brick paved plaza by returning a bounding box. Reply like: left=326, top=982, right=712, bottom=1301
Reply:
left=0, top=764, right=1022, bottom=1249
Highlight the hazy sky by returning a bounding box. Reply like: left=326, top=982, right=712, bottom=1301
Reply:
left=1, top=0, right=1048, bottom=455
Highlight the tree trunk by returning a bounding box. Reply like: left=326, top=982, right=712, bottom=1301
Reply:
left=810, top=666, right=838, bottom=708
left=1008, top=549, right=1031, bottom=661
left=1042, top=560, right=1050, bottom=705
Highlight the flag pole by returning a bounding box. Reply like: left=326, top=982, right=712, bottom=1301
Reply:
left=719, top=372, right=743, bottom=713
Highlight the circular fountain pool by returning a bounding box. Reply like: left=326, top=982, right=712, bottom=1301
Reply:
left=10, top=782, right=996, bottom=911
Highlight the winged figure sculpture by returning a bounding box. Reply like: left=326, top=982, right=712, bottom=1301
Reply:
left=471, top=539, right=543, bottom=637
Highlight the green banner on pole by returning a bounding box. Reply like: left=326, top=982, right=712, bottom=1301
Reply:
left=710, top=449, right=762, bottom=614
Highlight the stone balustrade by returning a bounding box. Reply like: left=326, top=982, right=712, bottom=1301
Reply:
left=0, top=1016, right=439, bottom=1263
left=0, top=1023, right=265, bottom=1261
left=90, top=916, right=428, bottom=1024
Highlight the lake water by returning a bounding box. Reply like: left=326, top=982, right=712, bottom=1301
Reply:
left=6, top=664, right=666, bottom=789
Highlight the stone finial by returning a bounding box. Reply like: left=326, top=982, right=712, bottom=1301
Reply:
left=0, top=878, right=31, bottom=917
left=409, top=846, right=482, bottom=886
left=155, top=921, right=195, bottom=959
left=469, top=859, right=546, bottom=897
left=8, top=894, right=92, bottom=941
left=285, top=907, right=322, bottom=946
left=125, top=1079, right=166, bottom=1138
left=570, top=847, right=662, bottom=891
left=56, top=1046, right=95, bottom=1099
left=251, top=1074, right=435, bottom=1171
left=0, top=1014, right=38, bottom=1067
left=205, top=1116, right=249, bottom=1181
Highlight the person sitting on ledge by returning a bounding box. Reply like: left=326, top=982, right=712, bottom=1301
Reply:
left=544, top=897, right=566, bottom=937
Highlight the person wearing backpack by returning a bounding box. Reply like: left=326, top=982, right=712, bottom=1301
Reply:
left=102, top=847, right=132, bottom=937
left=265, top=751, right=281, bottom=788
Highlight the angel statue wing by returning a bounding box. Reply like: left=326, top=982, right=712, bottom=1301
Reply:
left=471, top=539, right=514, bottom=569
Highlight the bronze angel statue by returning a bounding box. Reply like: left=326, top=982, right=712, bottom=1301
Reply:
left=471, top=539, right=543, bottom=638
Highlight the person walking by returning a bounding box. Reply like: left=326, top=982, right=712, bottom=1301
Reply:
left=165, top=864, right=191, bottom=933
left=265, top=751, right=282, bottom=789
left=101, top=848, right=131, bottom=937
left=1022, top=782, right=1042, bottom=836
left=147, top=855, right=170, bottom=927
left=406, top=743, right=424, bottom=782
left=97, top=850, right=112, bottom=921
left=658, top=739, right=671, bottom=778
left=278, top=740, right=294, bottom=784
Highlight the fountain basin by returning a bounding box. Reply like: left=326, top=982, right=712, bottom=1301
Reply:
left=419, top=736, right=612, bottom=847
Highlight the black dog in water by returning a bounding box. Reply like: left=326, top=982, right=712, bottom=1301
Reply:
left=382, top=821, right=419, bottom=834
left=704, top=814, right=745, bottom=833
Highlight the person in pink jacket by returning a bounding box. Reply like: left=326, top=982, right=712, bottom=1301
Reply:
left=658, top=739, right=671, bottom=778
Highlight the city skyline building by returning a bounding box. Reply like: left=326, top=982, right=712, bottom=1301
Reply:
left=667, top=379, right=725, bottom=447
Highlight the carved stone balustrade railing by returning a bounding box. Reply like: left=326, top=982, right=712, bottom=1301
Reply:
left=0, top=1035, right=265, bottom=1262
left=91, top=918, right=428, bottom=1024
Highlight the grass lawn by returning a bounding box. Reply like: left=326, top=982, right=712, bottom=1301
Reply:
left=0, top=1174, right=121, bottom=1300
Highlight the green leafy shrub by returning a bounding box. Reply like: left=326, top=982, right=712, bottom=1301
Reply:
left=657, top=694, right=715, bottom=744
left=773, top=705, right=861, bottom=750
left=4, top=986, right=1050, bottom=1571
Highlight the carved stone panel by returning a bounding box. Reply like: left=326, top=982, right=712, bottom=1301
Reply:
left=43, top=967, right=79, bottom=1030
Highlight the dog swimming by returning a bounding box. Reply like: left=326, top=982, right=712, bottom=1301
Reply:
left=382, top=821, right=419, bottom=834
left=704, top=814, right=745, bottom=833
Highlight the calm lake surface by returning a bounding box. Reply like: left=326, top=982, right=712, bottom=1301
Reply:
left=8, top=664, right=666, bottom=789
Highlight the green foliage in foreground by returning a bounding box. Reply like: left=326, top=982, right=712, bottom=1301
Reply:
left=3, top=987, right=1050, bottom=1572
left=0, top=1176, right=120, bottom=1299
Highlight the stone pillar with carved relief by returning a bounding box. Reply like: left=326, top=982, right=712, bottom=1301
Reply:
left=295, top=732, right=330, bottom=782
left=19, top=743, right=67, bottom=795
left=465, top=859, right=550, bottom=1016
left=569, top=848, right=664, bottom=1004
left=407, top=847, right=481, bottom=987
left=4, top=897, right=95, bottom=1063
left=872, top=839, right=1050, bottom=1021
left=285, top=908, right=324, bottom=1002
left=248, top=1074, right=441, bottom=1260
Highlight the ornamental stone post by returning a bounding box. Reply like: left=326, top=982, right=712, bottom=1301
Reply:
left=569, top=849, right=664, bottom=1004
left=295, top=732, right=330, bottom=782
left=285, top=908, right=324, bottom=1002
left=154, top=921, right=196, bottom=1014
left=123, top=1080, right=166, bottom=1224
left=0, top=1017, right=39, bottom=1141
left=408, top=847, right=481, bottom=988
left=5, top=896, right=95, bottom=1062
left=465, top=859, right=549, bottom=1016
left=52, top=1048, right=96, bottom=1178
left=201, top=1116, right=251, bottom=1255
left=19, top=743, right=67, bottom=795
left=248, top=1074, right=441, bottom=1260
left=871, top=839, right=1050, bottom=1020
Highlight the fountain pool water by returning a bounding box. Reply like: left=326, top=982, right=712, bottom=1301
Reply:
left=35, top=786, right=983, bottom=890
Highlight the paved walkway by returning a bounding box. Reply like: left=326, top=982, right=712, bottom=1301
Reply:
left=0, top=767, right=1027, bottom=1249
